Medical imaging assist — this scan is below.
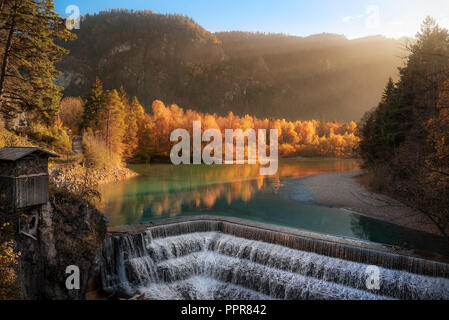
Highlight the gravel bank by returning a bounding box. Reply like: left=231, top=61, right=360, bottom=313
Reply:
left=294, top=170, right=441, bottom=236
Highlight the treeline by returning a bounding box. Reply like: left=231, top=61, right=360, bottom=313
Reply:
left=359, top=18, right=449, bottom=238
left=58, top=10, right=403, bottom=121
left=143, top=101, right=359, bottom=158
left=61, top=77, right=360, bottom=166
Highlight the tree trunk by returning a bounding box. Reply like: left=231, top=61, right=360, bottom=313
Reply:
left=106, top=110, right=110, bottom=159
left=0, top=4, right=18, bottom=106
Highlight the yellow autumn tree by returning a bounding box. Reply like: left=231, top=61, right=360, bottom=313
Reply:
left=123, top=97, right=145, bottom=159
left=98, top=90, right=126, bottom=162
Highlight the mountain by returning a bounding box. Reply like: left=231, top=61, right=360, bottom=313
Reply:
left=57, top=10, right=406, bottom=121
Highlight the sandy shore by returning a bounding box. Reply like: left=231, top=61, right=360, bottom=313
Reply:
left=293, top=170, right=441, bottom=236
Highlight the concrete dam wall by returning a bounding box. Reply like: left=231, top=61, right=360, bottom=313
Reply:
left=101, top=217, right=449, bottom=300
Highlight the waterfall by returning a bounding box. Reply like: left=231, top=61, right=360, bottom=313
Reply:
left=101, top=219, right=449, bottom=300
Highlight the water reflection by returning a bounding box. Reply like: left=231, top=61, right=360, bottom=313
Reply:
left=99, top=159, right=360, bottom=226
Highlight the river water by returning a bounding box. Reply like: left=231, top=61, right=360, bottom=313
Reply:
left=99, top=159, right=449, bottom=256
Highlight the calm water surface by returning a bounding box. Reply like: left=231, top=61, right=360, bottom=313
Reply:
left=100, top=159, right=449, bottom=256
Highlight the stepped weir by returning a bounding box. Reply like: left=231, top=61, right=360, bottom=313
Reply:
left=101, top=217, right=449, bottom=300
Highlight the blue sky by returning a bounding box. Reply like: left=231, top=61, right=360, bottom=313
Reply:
left=54, top=0, right=449, bottom=39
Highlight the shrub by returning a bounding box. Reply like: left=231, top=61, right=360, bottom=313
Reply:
left=82, top=129, right=121, bottom=169
left=60, top=97, right=83, bottom=135
left=0, top=125, right=33, bottom=148
left=0, top=222, right=21, bottom=300
left=28, top=120, right=72, bottom=153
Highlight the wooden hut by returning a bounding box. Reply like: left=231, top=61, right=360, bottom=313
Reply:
left=0, top=147, right=59, bottom=210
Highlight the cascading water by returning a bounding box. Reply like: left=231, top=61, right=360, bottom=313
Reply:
left=101, top=219, right=449, bottom=300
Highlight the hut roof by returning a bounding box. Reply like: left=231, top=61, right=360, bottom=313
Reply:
left=0, top=147, right=59, bottom=161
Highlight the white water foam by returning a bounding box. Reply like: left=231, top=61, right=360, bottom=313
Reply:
left=101, top=231, right=449, bottom=300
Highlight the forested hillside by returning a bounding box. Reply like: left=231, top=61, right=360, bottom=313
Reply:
left=359, top=18, right=449, bottom=238
left=57, top=10, right=405, bottom=121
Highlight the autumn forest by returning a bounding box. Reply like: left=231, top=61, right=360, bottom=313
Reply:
left=1, top=0, right=449, bottom=302
left=61, top=77, right=360, bottom=168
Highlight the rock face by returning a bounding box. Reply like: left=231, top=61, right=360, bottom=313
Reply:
left=16, top=199, right=107, bottom=300
left=50, top=164, right=138, bottom=192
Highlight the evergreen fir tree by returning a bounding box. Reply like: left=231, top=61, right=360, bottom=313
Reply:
left=381, top=78, right=395, bottom=104
left=0, top=0, right=75, bottom=122
left=123, top=96, right=145, bottom=159
left=82, top=77, right=105, bottom=129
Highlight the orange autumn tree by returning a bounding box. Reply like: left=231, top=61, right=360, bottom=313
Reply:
left=98, top=90, right=126, bottom=160
left=135, top=100, right=360, bottom=159
left=59, top=97, right=84, bottom=135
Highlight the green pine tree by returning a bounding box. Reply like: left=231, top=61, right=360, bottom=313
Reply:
left=81, top=77, right=105, bottom=129
left=123, top=96, right=145, bottom=159
left=0, top=0, right=75, bottom=123
left=381, top=77, right=395, bottom=104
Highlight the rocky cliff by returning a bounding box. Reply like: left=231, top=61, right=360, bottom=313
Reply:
left=16, top=193, right=106, bottom=300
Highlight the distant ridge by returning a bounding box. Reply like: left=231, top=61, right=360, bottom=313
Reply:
left=58, top=10, right=405, bottom=121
